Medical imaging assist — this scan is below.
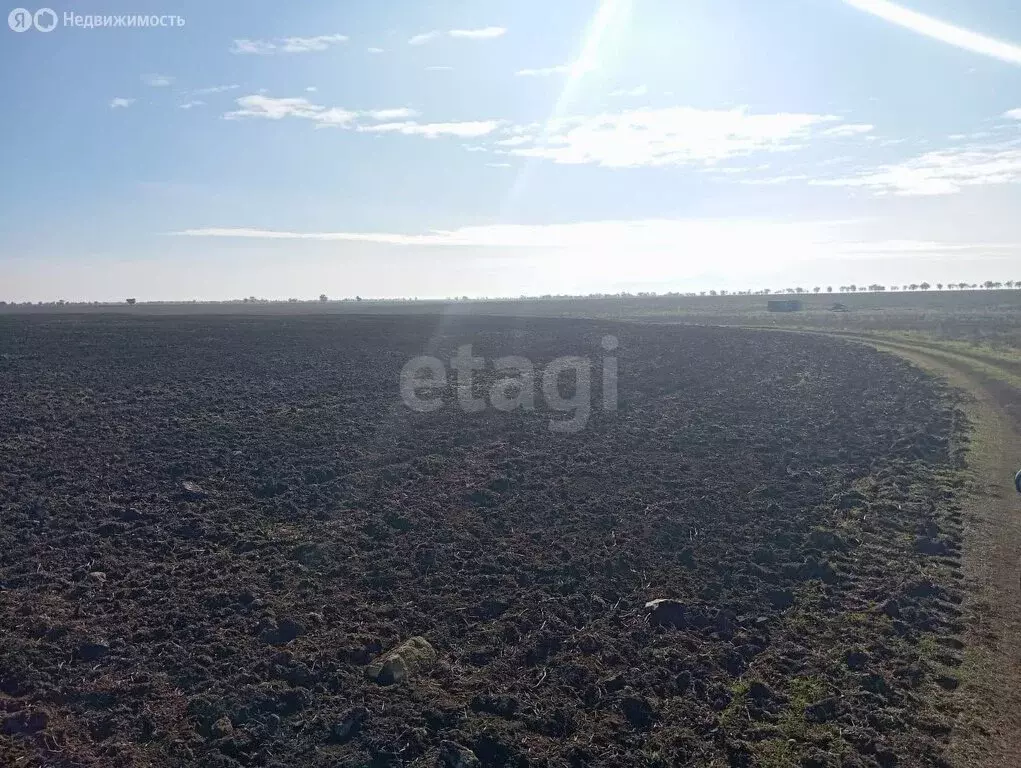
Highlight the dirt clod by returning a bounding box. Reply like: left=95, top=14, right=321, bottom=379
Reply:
left=366, top=636, right=437, bottom=685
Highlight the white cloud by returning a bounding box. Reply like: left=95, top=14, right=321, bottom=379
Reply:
left=367, top=47, right=385, bottom=54
left=822, top=123, right=875, bottom=137
left=486, top=162, right=513, bottom=168
left=230, top=39, right=276, bottom=54
left=172, top=220, right=831, bottom=250
left=502, top=107, right=841, bottom=168
left=815, top=144, right=1021, bottom=195
left=171, top=221, right=1016, bottom=269
left=306, top=86, right=317, bottom=93
left=515, top=64, right=571, bottom=77
left=411, top=27, right=505, bottom=44
left=223, top=95, right=486, bottom=136
left=841, top=0, right=1021, bottom=65
left=1005, top=109, right=1021, bottom=120
left=109, top=97, right=134, bottom=109
left=449, top=26, right=506, bottom=39
left=365, top=107, right=420, bottom=121
left=142, top=74, right=174, bottom=87
left=179, top=100, right=205, bottom=110
left=223, top=95, right=357, bottom=126
left=610, top=85, right=649, bottom=97
left=358, top=120, right=504, bottom=138
left=230, top=34, right=347, bottom=54
left=192, top=84, right=239, bottom=96
left=409, top=31, right=440, bottom=45
left=426, top=65, right=454, bottom=71
left=495, top=135, right=531, bottom=147
left=738, top=174, right=812, bottom=185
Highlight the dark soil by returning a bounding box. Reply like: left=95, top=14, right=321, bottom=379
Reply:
left=0, top=315, right=967, bottom=767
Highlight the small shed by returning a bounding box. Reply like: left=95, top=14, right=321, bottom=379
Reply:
left=767, top=299, right=803, bottom=312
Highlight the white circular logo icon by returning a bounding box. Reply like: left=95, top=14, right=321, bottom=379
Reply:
left=33, top=7, right=56, bottom=31
left=8, top=7, right=33, bottom=31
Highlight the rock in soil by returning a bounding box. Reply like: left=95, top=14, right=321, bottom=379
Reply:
left=366, top=636, right=437, bottom=685
left=645, top=598, right=688, bottom=627
left=438, top=740, right=482, bottom=768
left=180, top=481, right=209, bottom=501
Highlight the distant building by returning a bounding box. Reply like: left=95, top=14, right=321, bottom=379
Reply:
left=767, top=299, right=803, bottom=312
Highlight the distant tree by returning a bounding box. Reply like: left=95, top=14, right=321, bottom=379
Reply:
left=936, top=283, right=943, bottom=290
left=848, top=284, right=857, bottom=293
left=826, top=286, right=833, bottom=293
left=983, top=280, right=995, bottom=289
left=908, top=283, right=918, bottom=291
left=813, top=286, right=821, bottom=293
left=794, top=286, right=804, bottom=294
left=763, top=288, right=771, bottom=295
left=126, top=298, right=136, bottom=305
left=709, top=290, right=718, bottom=296
left=1007, top=280, right=1016, bottom=288
left=319, top=294, right=329, bottom=302
left=920, top=282, right=931, bottom=290
left=356, top=295, right=363, bottom=301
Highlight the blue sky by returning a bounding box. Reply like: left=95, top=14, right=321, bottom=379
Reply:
left=2, top=0, right=1020, bottom=301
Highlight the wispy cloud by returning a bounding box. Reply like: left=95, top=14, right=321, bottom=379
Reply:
left=738, top=174, right=812, bottom=186
left=230, top=34, right=348, bottom=54
left=408, top=31, right=440, bottom=45
left=223, top=95, right=490, bottom=137
left=449, top=26, right=506, bottom=39
left=425, top=65, right=454, bottom=71
left=822, top=123, right=875, bottom=137
left=367, top=47, right=385, bottom=54
left=191, top=84, right=239, bottom=96
left=109, top=97, right=134, bottom=109
left=495, top=135, right=531, bottom=147
left=1006, top=109, right=1021, bottom=120
left=500, top=107, right=843, bottom=168
left=171, top=221, right=1015, bottom=267
left=223, top=95, right=357, bottom=126
left=172, top=220, right=831, bottom=249
left=142, top=74, right=174, bottom=87
left=814, top=143, right=1021, bottom=195
left=179, top=100, right=205, bottom=110
left=230, top=39, right=276, bottom=54
left=410, top=27, right=506, bottom=44
left=515, top=64, right=571, bottom=77
left=357, top=120, right=504, bottom=138
left=365, top=108, right=420, bottom=121
left=841, top=0, right=1021, bottom=65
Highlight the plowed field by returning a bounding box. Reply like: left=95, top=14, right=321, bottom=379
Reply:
left=0, top=315, right=967, bottom=767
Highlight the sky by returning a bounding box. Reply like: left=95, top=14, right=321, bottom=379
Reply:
left=1, top=0, right=1021, bottom=301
